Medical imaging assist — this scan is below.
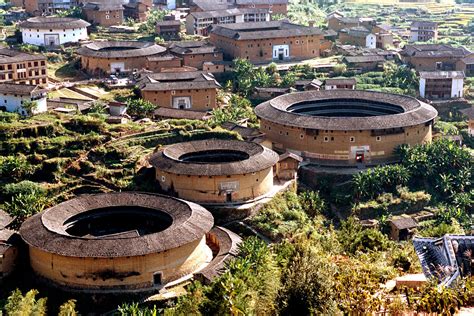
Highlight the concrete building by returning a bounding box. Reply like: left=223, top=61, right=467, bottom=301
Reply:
left=169, top=41, right=223, bottom=69
left=156, top=20, right=181, bottom=40
left=255, top=90, right=438, bottom=165
left=138, top=71, right=221, bottom=111
left=150, top=139, right=279, bottom=204
left=77, top=41, right=167, bottom=75
left=0, top=83, right=47, bottom=116
left=82, top=2, right=124, bottom=27
left=339, top=26, right=376, bottom=49
left=410, top=21, right=438, bottom=42
left=20, top=17, right=90, bottom=47
left=24, top=0, right=78, bottom=15
left=401, top=44, right=472, bottom=72
left=325, top=78, right=356, bottom=90
left=186, top=8, right=270, bottom=36
left=210, top=21, right=327, bottom=63
left=419, top=71, right=465, bottom=99
left=0, top=48, right=47, bottom=85
left=20, top=192, right=241, bottom=292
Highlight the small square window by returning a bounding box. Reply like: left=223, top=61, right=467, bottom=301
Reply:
left=350, top=137, right=355, bottom=142
left=324, top=136, right=329, bottom=142
left=376, top=136, right=382, bottom=141
left=300, top=134, right=304, bottom=139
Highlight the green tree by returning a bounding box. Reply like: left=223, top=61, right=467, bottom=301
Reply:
left=338, top=217, right=390, bottom=254
left=88, top=100, right=107, bottom=114
left=278, top=238, right=338, bottom=315
left=21, top=100, right=38, bottom=116
left=4, top=289, right=47, bottom=316
left=138, top=9, right=168, bottom=34
left=383, top=62, right=418, bottom=94
left=126, top=98, right=156, bottom=118
left=58, top=300, right=78, bottom=316
left=209, top=95, right=257, bottom=126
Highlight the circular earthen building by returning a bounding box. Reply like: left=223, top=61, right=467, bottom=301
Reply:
left=20, top=17, right=90, bottom=47
left=77, top=41, right=167, bottom=75
left=20, top=192, right=239, bottom=292
left=255, top=90, right=438, bottom=165
left=150, top=139, right=279, bottom=204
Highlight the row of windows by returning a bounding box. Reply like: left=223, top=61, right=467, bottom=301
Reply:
left=27, top=28, right=81, bottom=32
left=0, top=69, right=46, bottom=80
left=0, top=61, right=46, bottom=71
left=153, top=90, right=212, bottom=94
left=162, top=173, right=259, bottom=181
left=275, top=129, right=383, bottom=142
left=246, top=39, right=316, bottom=48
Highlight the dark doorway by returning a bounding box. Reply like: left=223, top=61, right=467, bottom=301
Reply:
left=153, top=272, right=162, bottom=285
left=278, top=51, right=284, bottom=60
left=398, top=229, right=409, bottom=241
left=356, top=151, right=364, bottom=163
left=226, top=192, right=232, bottom=203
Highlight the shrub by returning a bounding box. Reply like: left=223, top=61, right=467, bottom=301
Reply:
left=2, top=181, right=45, bottom=200
left=4, top=192, right=47, bottom=222
left=0, top=155, right=36, bottom=182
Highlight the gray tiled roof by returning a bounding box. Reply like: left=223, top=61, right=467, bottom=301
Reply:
left=211, top=20, right=323, bottom=40
left=191, top=7, right=268, bottom=19
left=402, top=44, right=471, bottom=58
left=255, top=90, right=438, bottom=131
left=0, top=83, right=44, bottom=96
left=149, top=139, right=279, bottom=176
left=19, top=17, right=90, bottom=29
left=419, top=71, right=465, bottom=79
left=413, top=235, right=474, bottom=286
left=0, top=210, right=13, bottom=230
left=0, top=48, right=46, bottom=63
left=20, top=192, right=214, bottom=258
left=77, top=41, right=166, bottom=58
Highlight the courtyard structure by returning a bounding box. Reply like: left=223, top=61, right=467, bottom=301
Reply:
left=20, top=192, right=240, bottom=292
left=150, top=139, right=280, bottom=204
left=77, top=41, right=167, bottom=75
left=20, top=17, right=90, bottom=48
left=255, top=90, right=438, bottom=165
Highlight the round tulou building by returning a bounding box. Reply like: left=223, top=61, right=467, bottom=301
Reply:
left=19, top=192, right=240, bottom=292
left=255, top=90, right=438, bottom=165
left=77, top=41, right=167, bottom=75
left=150, top=139, right=280, bottom=204
left=20, top=17, right=90, bottom=47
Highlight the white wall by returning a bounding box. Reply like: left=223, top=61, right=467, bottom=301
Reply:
left=0, top=93, right=47, bottom=116
left=451, top=78, right=464, bottom=98
left=410, top=29, right=418, bottom=42
left=21, top=27, right=88, bottom=46
left=167, top=0, right=176, bottom=9
left=272, top=45, right=289, bottom=60
left=366, top=34, right=376, bottom=49
left=419, top=77, right=426, bottom=98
